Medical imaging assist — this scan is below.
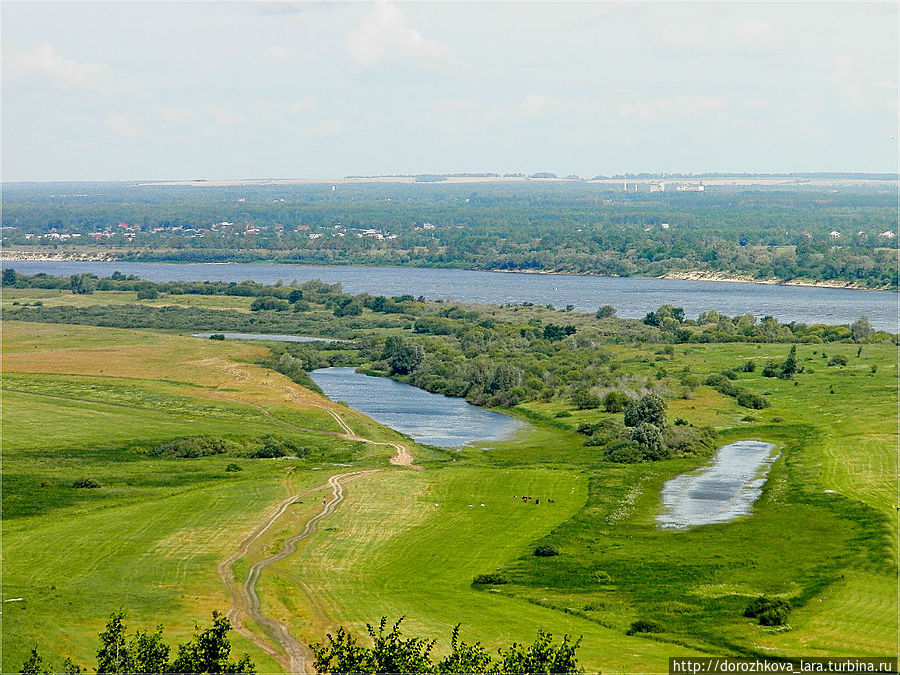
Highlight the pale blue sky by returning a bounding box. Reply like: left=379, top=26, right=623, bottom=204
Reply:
left=3, top=1, right=897, bottom=180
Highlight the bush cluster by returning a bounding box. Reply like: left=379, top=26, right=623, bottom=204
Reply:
left=743, top=596, right=791, bottom=626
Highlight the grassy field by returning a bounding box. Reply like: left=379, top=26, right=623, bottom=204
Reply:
left=3, top=287, right=255, bottom=312
left=2, top=314, right=897, bottom=672
left=1, top=322, right=407, bottom=671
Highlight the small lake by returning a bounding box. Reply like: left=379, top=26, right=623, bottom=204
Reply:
left=191, top=332, right=342, bottom=343
left=4, top=261, right=896, bottom=330
left=657, top=440, right=778, bottom=529
left=309, top=367, right=524, bottom=448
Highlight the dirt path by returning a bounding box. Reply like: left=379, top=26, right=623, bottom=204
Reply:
left=225, top=470, right=377, bottom=672
left=283, top=386, right=421, bottom=469
left=215, top=359, right=420, bottom=671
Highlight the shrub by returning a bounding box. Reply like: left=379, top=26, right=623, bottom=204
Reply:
left=604, top=441, right=644, bottom=463
left=533, top=545, right=559, bottom=557
left=72, top=478, right=101, bottom=488
left=744, top=596, right=791, bottom=625
left=150, top=435, right=231, bottom=458
left=571, top=388, right=602, bottom=410
left=603, top=391, right=631, bottom=413
left=626, top=619, right=664, bottom=635
left=250, top=296, right=290, bottom=311
left=623, top=394, right=666, bottom=428
left=554, top=411, right=572, bottom=418
left=136, top=288, right=159, bottom=300
left=680, top=374, right=701, bottom=388
left=209, top=333, right=226, bottom=340
left=827, top=354, right=848, bottom=366
left=741, top=360, right=756, bottom=372
left=472, top=574, right=508, bottom=585
left=758, top=607, right=789, bottom=626
left=736, top=391, right=770, bottom=409
left=761, top=362, right=781, bottom=378
left=225, top=463, right=242, bottom=472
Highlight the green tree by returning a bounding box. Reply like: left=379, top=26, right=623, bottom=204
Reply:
left=851, top=316, right=874, bottom=341
left=382, top=336, right=424, bottom=375
left=542, top=324, right=576, bottom=341
left=571, top=388, right=601, bottom=410
left=3, top=267, right=18, bottom=286
left=170, top=611, right=254, bottom=674
left=631, top=422, right=667, bottom=459
left=69, top=274, right=95, bottom=295
left=435, top=625, right=493, bottom=674
left=130, top=627, right=170, bottom=674
left=96, top=611, right=134, bottom=674
left=364, top=618, right=435, bottom=674
left=493, top=630, right=584, bottom=675
left=310, top=619, right=583, bottom=675
left=603, top=391, right=631, bottom=413
left=19, top=647, right=48, bottom=675
left=623, top=394, right=666, bottom=428
left=780, top=344, right=799, bottom=379
left=595, top=305, right=616, bottom=319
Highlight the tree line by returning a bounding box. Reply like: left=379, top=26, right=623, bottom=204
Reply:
left=4, top=181, right=897, bottom=288
left=22, top=613, right=585, bottom=675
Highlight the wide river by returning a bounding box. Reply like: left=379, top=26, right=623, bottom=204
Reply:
left=3, top=260, right=897, bottom=330
left=309, top=367, right=524, bottom=448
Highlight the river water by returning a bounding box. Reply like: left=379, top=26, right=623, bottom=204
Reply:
left=3, top=260, right=896, bottom=330
left=656, top=440, right=778, bottom=529
left=309, top=367, right=524, bottom=448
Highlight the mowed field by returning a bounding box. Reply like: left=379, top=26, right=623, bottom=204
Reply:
left=3, top=317, right=898, bottom=673
left=1, top=321, right=400, bottom=671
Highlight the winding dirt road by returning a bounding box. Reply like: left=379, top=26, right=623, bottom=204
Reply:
left=214, top=360, right=419, bottom=672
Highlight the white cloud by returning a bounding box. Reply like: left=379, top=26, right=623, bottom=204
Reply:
left=254, top=45, right=296, bottom=67
left=289, top=96, right=317, bottom=114
left=104, top=113, right=139, bottom=137
left=346, top=0, right=454, bottom=70
left=157, top=106, right=196, bottom=124
left=734, top=19, right=774, bottom=48
left=209, top=105, right=243, bottom=127
left=616, top=96, right=728, bottom=121
left=520, top=94, right=566, bottom=117
left=832, top=54, right=854, bottom=81
left=6, top=43, right=109, bottom=90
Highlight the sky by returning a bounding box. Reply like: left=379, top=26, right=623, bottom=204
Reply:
left=2, top=1, right=898, bottom=181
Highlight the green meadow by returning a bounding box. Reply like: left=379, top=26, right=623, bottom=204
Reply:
left=2, top=300, right=897, bottom=673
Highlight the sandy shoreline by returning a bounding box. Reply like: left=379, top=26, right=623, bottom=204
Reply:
left=1, top=249, right=892, bottom=292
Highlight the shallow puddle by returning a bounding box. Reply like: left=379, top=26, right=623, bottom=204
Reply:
left=657, top=440, right=778, bottom=529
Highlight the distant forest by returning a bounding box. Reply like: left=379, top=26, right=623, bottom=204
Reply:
left=2, top=180, right=897, bottom=289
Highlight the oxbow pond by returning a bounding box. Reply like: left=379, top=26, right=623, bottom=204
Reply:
left=309, top=367, right=524, bottom=448
left=656, top=440, right=778, bottom=529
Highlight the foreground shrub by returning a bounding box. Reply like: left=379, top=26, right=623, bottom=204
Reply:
left=533, top=544, right=560, bottom=557
left=23, top=611, right=253, bottom=674
left=310, top=618, right=583, bottom=675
